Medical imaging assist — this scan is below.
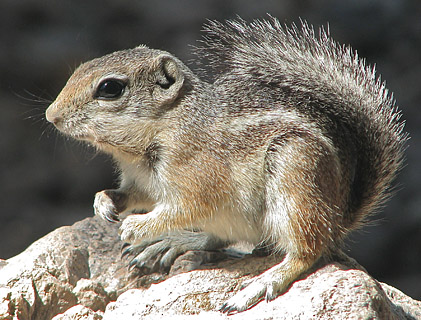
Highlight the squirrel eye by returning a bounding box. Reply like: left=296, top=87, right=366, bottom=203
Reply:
left=95, top=79, right=126, bottom=100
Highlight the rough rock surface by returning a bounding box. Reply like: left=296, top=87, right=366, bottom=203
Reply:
left=0, top=217, right=126, bottom=320
left=0, top=217, right=420, bottom=320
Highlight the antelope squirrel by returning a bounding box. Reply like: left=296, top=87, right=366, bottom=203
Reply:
left=45, top=17, right=407, bottom=313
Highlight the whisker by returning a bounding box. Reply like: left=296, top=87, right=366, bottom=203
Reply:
left=12, top=88, right=53, bottom=105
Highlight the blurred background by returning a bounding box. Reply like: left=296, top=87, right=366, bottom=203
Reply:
left=0, top=0, right=420, bottom=299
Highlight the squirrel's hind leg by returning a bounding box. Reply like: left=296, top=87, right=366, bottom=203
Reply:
left=220, top=252, right=314, bottom=313
left=220, top=132, right=344, bottom=313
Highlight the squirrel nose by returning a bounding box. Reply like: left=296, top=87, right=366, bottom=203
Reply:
left=45, top=104, right=63, bottom=126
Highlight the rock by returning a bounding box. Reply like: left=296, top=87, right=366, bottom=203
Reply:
left=72, top=279, right=110, bottom=312
left=102, top=256, right=421, bottom=320
left=52, top=305, right=103, bottom=320
left=1, top=217, right=420, bottom=320
left=0, top=217, right=128, bottom=320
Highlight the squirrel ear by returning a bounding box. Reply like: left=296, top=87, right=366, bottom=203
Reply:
left=151, top=54, right=184, bottom=105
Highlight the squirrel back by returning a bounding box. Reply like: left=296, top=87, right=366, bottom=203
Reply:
left=197, top=17, right=408, bottom=230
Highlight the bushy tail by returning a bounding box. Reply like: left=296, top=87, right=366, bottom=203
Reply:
left=197, top=16, right=408, bottom=228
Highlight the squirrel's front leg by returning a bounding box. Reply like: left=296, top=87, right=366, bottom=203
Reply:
left=119, top=204, right=177, bottom=245
left=94, top=184, right=154, bottom=223
left=94, top=190, right=128, bottom=223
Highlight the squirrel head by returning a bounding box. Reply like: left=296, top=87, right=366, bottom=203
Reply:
left=46, top=46, right=191, bottom=156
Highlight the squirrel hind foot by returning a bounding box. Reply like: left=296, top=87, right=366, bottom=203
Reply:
left=220, top=252, right=315, bottom=313
left=121, top=231, right=229, bottom=276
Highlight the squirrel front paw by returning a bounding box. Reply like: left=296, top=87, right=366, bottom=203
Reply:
left=119, top=214, right=150, bottom=244
left=93, top=190, right=121, bottom=223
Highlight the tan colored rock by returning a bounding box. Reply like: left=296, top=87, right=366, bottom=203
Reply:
left=0, top=217, right=126, bottom=320
left=72, top=279, right=110, bottom=312
left=102, top=256, right=421, bottom=319
left=52, top=305, right=103, bottom=320
left=1, top=217, right=420, bottom=320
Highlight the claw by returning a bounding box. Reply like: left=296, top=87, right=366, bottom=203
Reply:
left=128, top=258, right=137, bottom=270
left=121, top=246, right=132, bottom=259
left=128, top=261, right=137, bottom=272
left=104, top=212, right=120, bottom=223
left=219, top=303, right=237, bottom=315
left=128, top=258, right=145, bottom=271
left=121, top=242, right=130, bottom=250
left=111, top=212, right=121, bottom=222
left=219, top=303, right=227, bottom=313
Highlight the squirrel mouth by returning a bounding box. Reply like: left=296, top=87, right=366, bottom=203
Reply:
left=47, top=118, right=93, bottom=142
left=73, top=133, right=94, bottom=142
left=63, top=123, right=97, bottom=142
left=59, top=127, right=96, bottom=143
